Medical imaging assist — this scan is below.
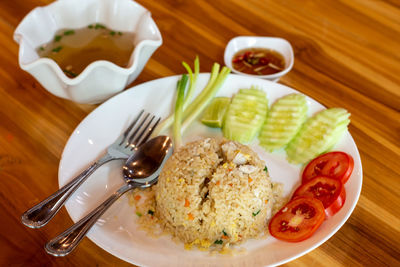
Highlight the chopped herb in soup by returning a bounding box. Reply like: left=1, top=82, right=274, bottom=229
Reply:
left=232, top=48, right=285, bottom=75
left=37, top=24, right=135, bottom=78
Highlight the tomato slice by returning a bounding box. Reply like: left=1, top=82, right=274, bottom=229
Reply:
left=268, top=196, right=325, bottom=242
left=302, top=151, right=354, bottom=184
left=293, top=176, right=346, bottom=217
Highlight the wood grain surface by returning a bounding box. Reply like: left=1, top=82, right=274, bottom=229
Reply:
left=1, top=0, right=399, bottom=266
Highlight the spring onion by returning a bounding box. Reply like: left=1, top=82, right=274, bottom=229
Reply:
left=52, top=46, right=62, bottom=53
left=181, top=65, right=230, bottom=133
left=94, top=23, right=106, bottom=29
left=173, top=74, right=189, bottom=148
left=54, top=35, right=62, bottom=42
left=151, top=59, right=230, bottom=138
left=64, top=30, right=75, bottom=35
left=252, top=210, right=261, bottom=216
left=151, top=56, right=200, bottom=137
left=182, top=55, right=200, bottom=109
left=264, top=166, right=268, bottom=174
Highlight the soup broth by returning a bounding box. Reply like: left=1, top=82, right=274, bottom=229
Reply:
left=37, top=24, right=135, bottom=78
left=232, top=48, right=285, bottom=76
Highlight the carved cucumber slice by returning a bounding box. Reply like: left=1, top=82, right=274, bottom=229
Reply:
left=259, top=94, right=308, bottom=152
left=285, top=108, right=350, bottom=164
left=222, top=88, right=268, bottom=143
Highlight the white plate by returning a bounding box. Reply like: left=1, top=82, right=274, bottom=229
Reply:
left=59, top=73, right=362, bottom=267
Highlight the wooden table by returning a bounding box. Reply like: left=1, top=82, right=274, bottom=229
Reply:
left=1, top=0, right=399, bottom=266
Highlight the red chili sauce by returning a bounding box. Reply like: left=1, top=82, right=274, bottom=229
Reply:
left=232, top=48, right=285, bottom=75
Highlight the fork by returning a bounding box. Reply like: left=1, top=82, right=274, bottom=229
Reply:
left=21, top=110, right=160, bottom=229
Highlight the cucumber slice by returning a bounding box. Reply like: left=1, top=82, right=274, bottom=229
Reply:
left=222, top=88, right=268, bottom=143
left=285, top=108, right=350, bottom=164
left=238, top=88, right=267, bottom=98
left=201, top=97, right=231, bottom=128
left=259, top=94, right=308, bottom=152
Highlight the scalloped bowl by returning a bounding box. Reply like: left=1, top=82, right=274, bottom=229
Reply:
left=14, top=0, right=162, bottom=104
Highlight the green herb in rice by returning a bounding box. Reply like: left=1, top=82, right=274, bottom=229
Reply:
left=252, top=210, right=261, bottom=216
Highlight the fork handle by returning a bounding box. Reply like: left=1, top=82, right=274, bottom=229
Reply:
left=21, top=154, right=114, bottom=229
left=45, top=183, right=134, bottom=256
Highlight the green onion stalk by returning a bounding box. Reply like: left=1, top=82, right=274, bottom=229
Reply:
left=182, top=55, right=199, bottom=110
left=173, top=74, right=188, bottom=148
left=181, top=66, right=230, bottom=133
left=151, top=59, right=231, bottom=143
left=151, top=56, right=199, bottom=138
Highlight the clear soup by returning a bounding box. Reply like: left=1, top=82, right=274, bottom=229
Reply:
left=37, top=23, right=135, bottom=78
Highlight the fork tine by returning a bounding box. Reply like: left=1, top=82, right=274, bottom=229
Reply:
left=128, top=114, right=155, bottom=148
left=118, top=109, right=144, bottom=146
left=136, top=116, right=161, bottom=147
left=124, top=112, right=150, bottom=147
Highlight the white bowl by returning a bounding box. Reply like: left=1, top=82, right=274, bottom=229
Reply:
left=224, top=36, right=294, bottom=82
left=14, top=0, right=162, bottom=104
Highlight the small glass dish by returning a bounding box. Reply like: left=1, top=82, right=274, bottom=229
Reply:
left=14, top=0, right=162, bottom=104
left=224, top=36, right=294, bottom=82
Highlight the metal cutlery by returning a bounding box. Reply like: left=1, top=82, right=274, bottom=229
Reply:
left=21, top=110, right=160, bottom=228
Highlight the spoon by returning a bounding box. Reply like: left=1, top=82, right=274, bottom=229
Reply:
left=45, top=135, right=173, bottom=257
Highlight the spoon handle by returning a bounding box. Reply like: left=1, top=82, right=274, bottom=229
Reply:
left=21, top=154, right=114, bottom=228
left=45, top=183, right=134, bottom=257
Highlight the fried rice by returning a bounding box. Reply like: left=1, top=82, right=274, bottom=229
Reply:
left=130, top=138, right=283, bottom=251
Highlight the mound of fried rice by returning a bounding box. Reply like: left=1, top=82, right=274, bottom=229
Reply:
left=144, top=138, right=283, bottom=250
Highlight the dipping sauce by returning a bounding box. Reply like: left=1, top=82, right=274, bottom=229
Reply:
left=37, top=23, right=135, bottom=78
left=232, top=48, right=285, bottom=75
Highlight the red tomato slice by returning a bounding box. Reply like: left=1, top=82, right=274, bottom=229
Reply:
left=302, top=151, right=354, bottom=184
left=293, top=176, right=346, bottom=217
left=269, top=196, right=325, bottom=242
